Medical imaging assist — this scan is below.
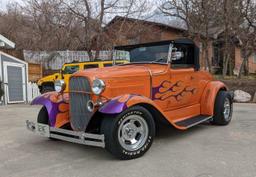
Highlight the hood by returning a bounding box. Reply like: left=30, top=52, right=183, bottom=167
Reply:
left=37, top=73, right=60, bottom=85
left=72, top=63, right=168, bottom=98
left=73, top=63, right=168, bottom=80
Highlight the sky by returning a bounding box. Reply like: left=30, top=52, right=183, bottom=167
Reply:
left=0, top=0, right=23, bottom=10
left=0, top=0, right=161, bottom=12
left=0, top=0, right=181, bottom=27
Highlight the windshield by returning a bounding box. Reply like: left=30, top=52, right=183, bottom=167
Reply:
left=130, top=44, right=170, bottom=63
left=114, top=43, right=171, bottom=63
left=62, top=65, right=79, bottom=74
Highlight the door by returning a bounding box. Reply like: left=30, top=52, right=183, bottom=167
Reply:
left=167, top=68, right=200, bottom=110
left=3, top=62, right=26, bottom=103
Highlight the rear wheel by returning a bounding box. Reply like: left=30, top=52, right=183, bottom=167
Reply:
left=101, top=106, right=155, bottom=160
left=211, top=91, right=233, bottom=125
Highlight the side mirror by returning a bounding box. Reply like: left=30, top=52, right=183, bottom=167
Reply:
left=172, top=51, right=184, bottom=61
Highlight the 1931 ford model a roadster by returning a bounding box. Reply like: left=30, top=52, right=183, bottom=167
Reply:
left=26, top=39, right=233, bottom=159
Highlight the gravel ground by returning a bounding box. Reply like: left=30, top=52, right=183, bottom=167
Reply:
left=0, top=103, right=255, bottom=177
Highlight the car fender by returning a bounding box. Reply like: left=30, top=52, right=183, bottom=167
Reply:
left=99, top=94, right=184, bottom=129
left=31, top=92, right=69, bottom=128
left=99, top=94, right=161, bottom=114
left=200, top=81, right=227, bottom=115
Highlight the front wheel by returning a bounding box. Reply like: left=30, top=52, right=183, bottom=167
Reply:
left=211, top=91, right=233, bottom=125
left=37, top=106, right=49, bottom=124
left=101, top=106, right=155, bottom=160
left=37, top=106, right=58, bottom=140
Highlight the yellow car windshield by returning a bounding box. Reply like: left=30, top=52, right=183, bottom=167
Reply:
left=62, top=65, right=79, bottom=74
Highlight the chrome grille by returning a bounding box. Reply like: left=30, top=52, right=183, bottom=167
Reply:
left=69, top=77, right=93, bottom=131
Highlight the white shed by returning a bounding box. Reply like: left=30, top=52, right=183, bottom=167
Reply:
left=0, top=35, right=28, bottom=104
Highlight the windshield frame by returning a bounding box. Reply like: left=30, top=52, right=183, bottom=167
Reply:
left=113, top=41, right=173, bottom=65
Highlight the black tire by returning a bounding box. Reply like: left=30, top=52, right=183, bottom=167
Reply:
left=37, top=106, right=57, bottom=140
left=211, top=91, right=233, bottom=125
left=41, top=85, right=55, bottom=94
left=38, top=106, right=71, bottom=130
left=37, top=106, right=49, bottom=124
left=101, top=106, right=155, bottom=160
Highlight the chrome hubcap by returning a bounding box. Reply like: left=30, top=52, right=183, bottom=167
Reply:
left=223, top=98, right=231, bottom=121
left=118, top=115, right=149, bottom=151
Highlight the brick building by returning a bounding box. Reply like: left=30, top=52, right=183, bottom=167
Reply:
left=105, top=16, right=256, bottom=74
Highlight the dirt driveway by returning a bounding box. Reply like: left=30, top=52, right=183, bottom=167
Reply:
left=0, top=104, right=255, bottom=177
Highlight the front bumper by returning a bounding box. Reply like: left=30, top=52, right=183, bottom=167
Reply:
left=26, top=120, right=105, bottom=148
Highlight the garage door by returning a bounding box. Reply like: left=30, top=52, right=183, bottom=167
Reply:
left=3, top=62, right=26, bottom=103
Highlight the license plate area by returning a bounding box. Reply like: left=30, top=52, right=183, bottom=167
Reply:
left=36, top=123, right=50, bottom=137
left=26, top=120, right=104, bottom=148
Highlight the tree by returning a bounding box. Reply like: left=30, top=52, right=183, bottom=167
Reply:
left=0, top=0, right=152, bottom=61
left=217, top=0, right=241, bottom=77
left=22, top=0, right=83, bottom=50
left=160, top=0, right=219, bottom=72
left=61, top=0, right=151, bottom=61
left=236, top=0, right=256, bottom=78
left=0, top=1, right=80, bottom=50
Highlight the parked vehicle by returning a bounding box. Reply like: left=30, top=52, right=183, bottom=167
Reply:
left=37, top=60, right=128, bottom=93
left=27, top=39, right=233, bottom=160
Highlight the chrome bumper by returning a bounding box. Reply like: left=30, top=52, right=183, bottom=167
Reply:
left=26, top=120, right=105, bottom=148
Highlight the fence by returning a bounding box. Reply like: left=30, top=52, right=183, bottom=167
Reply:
left=24, top=50, right=130, bottom=70
left=27, top=82, right=41, bottom=103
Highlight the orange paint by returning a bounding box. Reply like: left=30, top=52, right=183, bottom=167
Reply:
left=200, top=81, right=227, bottom=115
left=62, top=63, right=227, bottom=130
left=55, top=103, right=70, bottom=128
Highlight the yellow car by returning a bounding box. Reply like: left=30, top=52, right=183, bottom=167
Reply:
left=37, top=60, right=128, bottom=93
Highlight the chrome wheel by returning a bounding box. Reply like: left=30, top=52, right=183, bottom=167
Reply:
left=223, top=98, right=231, bottom=121
left=118, top=115, right=149, bottom=151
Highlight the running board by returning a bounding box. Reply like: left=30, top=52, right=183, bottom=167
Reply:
left=174, top=115, right=212, bottom=129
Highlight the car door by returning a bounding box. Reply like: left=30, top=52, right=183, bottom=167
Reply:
left=167, top=68, right=200, bottom=110
left=167, top=43, right=206, bottom=111
left=152, top=43, right=206, bottom=113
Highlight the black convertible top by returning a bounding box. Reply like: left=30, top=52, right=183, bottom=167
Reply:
left=114, top=38, right=200, bottom=70
left=114, top=38, right=196, bottom=51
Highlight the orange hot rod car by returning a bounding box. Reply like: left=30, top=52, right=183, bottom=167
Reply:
left=26, top=39, right=233, bottom=160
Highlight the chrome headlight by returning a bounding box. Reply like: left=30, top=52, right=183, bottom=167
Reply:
left=54, top=80, right=66, bottom=93
left=92, top=79, right=105, bottom=95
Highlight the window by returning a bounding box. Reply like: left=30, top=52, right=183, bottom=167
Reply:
left=84, top=64, right=99, bottom=69
left=62, top=65, right=79, bottom=74
left=104, top=63, right=113, bottom=67
left=129, top=44, right=170, bottom=63
left=171, top=44, right=195, bottom=69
